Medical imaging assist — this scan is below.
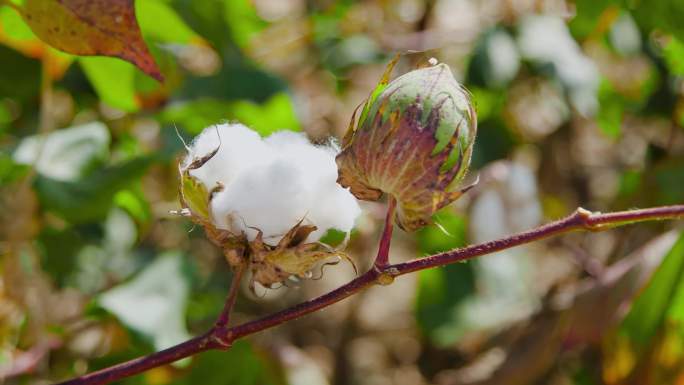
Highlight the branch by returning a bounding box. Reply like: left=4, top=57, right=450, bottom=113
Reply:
left=56, top=205, right=684, bottom=385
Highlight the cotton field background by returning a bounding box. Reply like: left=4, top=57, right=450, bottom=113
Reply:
left=1, top=1, right=684, bottom=384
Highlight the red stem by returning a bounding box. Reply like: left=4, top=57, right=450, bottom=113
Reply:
left=214, top=264, right=244, bottom=331
left=56, top=205, right=684, bottom=385
left=56, top=333, right=215, bottom=385
left=374, top=196, right=397, bottom=268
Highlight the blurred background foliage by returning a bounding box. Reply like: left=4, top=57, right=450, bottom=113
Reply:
left=1, top=0, right=684, bottom=384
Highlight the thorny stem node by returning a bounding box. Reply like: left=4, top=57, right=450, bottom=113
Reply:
left=56, top=204, right=684, bottom=385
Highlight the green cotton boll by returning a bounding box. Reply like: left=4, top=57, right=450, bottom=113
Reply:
left=337, top=59, right=477, bottom=232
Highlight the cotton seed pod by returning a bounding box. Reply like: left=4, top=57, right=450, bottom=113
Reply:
left=336, top=59, right=477, bottom=231
left=177, top=124, right=360, bottom=290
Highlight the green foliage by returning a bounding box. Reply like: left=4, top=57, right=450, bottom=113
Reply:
left=168, top=342, right=284, bottom=385
left=597, top=78, right=624, bottom=138
left=161, top=93, right=301, bottom=136
left=1, top=0, right=684, bottom=383
left=79, top=57, right=139, bottom=112
left=13, top=121, right=110, bottom=180
left=137, top=0, right=200, bottom=44
left=224, top=0, right=266, bottom=49
left=621, top=232, right=684, bottom=347
left=34, top=156, right=156, bottom=223
left=99, top=252, right=192, bottom=351
left=415, top=211, right=475, bottom=346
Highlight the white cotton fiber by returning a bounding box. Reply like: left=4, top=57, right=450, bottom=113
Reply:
left=183, top=123, right=272, bottom=191
left=184, top=124, right=361, bottom=246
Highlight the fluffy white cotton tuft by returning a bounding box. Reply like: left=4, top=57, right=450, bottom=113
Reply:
left=184, top=123, right=361, bottom=245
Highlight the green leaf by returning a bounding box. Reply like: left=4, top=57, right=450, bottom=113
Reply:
left=415, top=264, right=475, bottom=346
left=13, top=121, right=110, bottom=181
left=568, top=0, right=618, bottom=38
left=136, top=0, right=200, bottom=44
left=223, top=0, right=266, bottom=48
left=663, top=37, right=684, bottom=76
left=0, top=153, right=29, bottom=185
left=20, top=0, right=162, bottom=80
left=0, top=5, right=38, bottom=41
left=654, top=161, right=684, bottom=205
left=414, top=211, right=474, bottom=346
left=80, top=56, right=139, bottom=112
left=160, top=92, right=301, bottom=136
left=597, top=79, right=623, bottom=139
left=168, top=341, right=284, bottom=385
left=620, top=232, right=684, bottom=347
left=319, top=228, right=347, bottom=248
left=34, top=155, right=155, bottom=223
left=0, top=44, right=40, bottom=102
left=114, top=189, right=152, bottom=226
left=99, top=252, right=191, bottom=351
left=416, top=210, right=467, bottom=255
left=628, top=0, right=684, bottom=43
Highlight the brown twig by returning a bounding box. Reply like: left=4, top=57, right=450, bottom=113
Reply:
left=56, top=205, right=684, bottom=385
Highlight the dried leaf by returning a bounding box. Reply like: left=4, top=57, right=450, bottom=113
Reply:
left=19, top=0, right=162, bottom=81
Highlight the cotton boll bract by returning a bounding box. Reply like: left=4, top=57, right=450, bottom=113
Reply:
left=178, top=123, right=361, bottom=289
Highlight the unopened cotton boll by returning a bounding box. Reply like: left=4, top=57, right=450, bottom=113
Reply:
left=183, top=124, right=361, bottom=246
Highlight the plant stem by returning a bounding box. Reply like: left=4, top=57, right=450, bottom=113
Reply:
left=374, top=196, right=396, bottom=268
left=56, top=204, right=684, bottom=385
left=214, top=264, right=244, bottom=331
left=56, top=333, right=215, bottom=385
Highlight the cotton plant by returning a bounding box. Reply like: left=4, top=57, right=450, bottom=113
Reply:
left=178, top=58, right=480, bottom=290
left=178, top=123, right=361, bottom=289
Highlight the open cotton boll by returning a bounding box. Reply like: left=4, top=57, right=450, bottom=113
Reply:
left=306, top=184, right=362, bottom=241
left=183, top=123, right=272, bottom=191
left=187, top=125, right=361, bottom=246
left=211, top=160, right=313, bottom=243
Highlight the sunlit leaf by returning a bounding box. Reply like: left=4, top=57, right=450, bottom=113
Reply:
left=114, top=189, right=151, bottom=226
left=663, top=37, right=684, bottom=76
left=19, top=0, right=162, bottom=80
left=136, top=0, right=201, bottom=44
left=223, top=0, right=266, bottom=48
left=0, top=6, right=73, bottom=77
left=621, top=232, right=684, bottom=347
left=160, top=92, right=301, bottom=136
left=13, top=121, right=110, bottom=181
left=597, top=79, right=623, bottom=138
left=79, top=56, right=138, bottom=111
left=99, top=252, right=191, bottom=351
